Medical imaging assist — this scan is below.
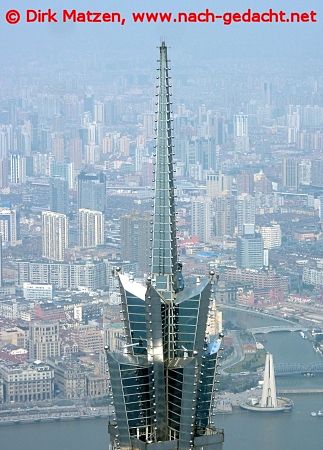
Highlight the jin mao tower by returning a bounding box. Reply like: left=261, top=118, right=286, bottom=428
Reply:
left=106, top=42, right=224, bottom=450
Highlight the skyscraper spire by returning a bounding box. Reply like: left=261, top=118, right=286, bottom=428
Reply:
left=106, top=43, right=224, bottom=450
left=151, top=42, right=182, bottom=295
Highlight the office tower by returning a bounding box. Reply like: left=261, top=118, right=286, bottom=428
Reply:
left=142, top=113, right=155, bottom=138
left=237, top=233, right=264, bottom=270
left=0, top=125, right=10, bottom=159
left=205, top=111, right=225, bottom=145
left=106, top=42, right=224, bottom=450
left=254, top=171, right=272, bottom=194
left=77, top=171, right=106, bottom=213
left=68, top=137, right=83, bottom=170
left=287, top=105, right=300, bottom=144
left=194, top=138, right=218, bottom=171
left=51, top=133, right=65, bottom=162
left=214, top=194, right=236, bottom=238
left=42, top=211, right=68, bottom=262
left=119, top=136, right=131, bottom=157
left=0, top=234, right=2, bottom=287
left=120, top=213, right=151, bottom=273
left=78, top=208, right=104, bottom=248
left=237, top=193, right=256, bottom=236
left=234, top=113, right=249, bottom=152
left=319, top=196, right=323, bottom=221
left=236, top=171, right=254, bottom=195
left=191, top=197, right=214, bottom=243
left=297, top=160, right=311, bottom=186
left=29, top=321, right=60, bottom=361
left=0, top=158, right=8, bottom=189
left=50, top=160, right=74, bottom=190
left=94, top=101, right=105, bottom=123
left=32, top=153, right=50, bottom=177
left=259, top=222, right=282, bottom=249
left=263, top=82, right=272, bottom=106
left=0, top=208, right=19, bottom=246
left=84, top=93, right=95, bottom=117
left=104, top=99, right=118, bottom=125
left=282, top=157, right=299, bottom=190
left=311, top=159, right=323, bottom=187
left=50, top=177, right=69, bottom=215
left=9, top=154, right=26, bottom=184
left=206, top=172, right=232, bottom=198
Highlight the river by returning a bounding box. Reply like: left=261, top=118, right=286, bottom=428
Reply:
left=1, top=309, right=323, bottom=450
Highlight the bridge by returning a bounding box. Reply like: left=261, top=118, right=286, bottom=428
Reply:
left=278, top=388, right=323, bottom=394
left=218, top=304, right=299, bottom=326
left=275, top=361, right=323, bottom=376
left=250, top=325, right=303, bottom=334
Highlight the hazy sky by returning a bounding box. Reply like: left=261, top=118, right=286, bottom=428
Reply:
left=0, top=0, right=322, bottom=64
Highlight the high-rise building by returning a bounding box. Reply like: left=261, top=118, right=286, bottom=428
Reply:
left=234, top=114, right=249, bottom=152
left=29, top=321, right=60, bottom=361
left=0, top=208, right=19, bottom=246
left=311, top=159, right=323, bottom=187
left=206, top=172, right=232, bottom=198
left=50, top=160, right=74, bottom=190
left=297, top=160, right=311, bottom=186
left=0, top=158, right=8, bottom=189
left=120, top=213, right=151, bottom=273
left=9, top=154, right=26, bottom=184
left=287, top=105, right=300, bottom=145
left=214, top=194, right=236, bottom=238
left=191, top=197, right=214, bottom=243
left=106, top=43, right=224, bottom=450
left=282, top=157, right=299, bottom=191
left=77, top=171, right=106, bottom=213
left=319, top=196, right=323, bottom=221
left=259, top=222, right=282, bottom=249
left=50, top=177, right=69, bottom=215
left=237, top=193, right=256, bottom=236
left=78, top=208, right=104, bottom=248
left=237, top=233, right=264, bottom=270
left=236, top=171, right=254, bottom=195
left=42, top=211, right=68, bottom=262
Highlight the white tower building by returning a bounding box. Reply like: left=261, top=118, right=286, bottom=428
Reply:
left=78, top=208, right=104, bottom=248
left=260, top=353, right=278, bottom=408
left=42, top=211, right=68, bottom=261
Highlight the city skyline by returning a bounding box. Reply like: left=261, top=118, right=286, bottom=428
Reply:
left=0, top=2, right=323, bottom=448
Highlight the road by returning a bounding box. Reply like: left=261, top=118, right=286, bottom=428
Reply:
left=221, top=330, right=245, bottom=373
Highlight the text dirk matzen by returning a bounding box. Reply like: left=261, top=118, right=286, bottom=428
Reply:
left=25, top=9, right=126, bottom=24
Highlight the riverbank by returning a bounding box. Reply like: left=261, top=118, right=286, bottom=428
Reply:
left=0, top=405, right=111, bottom=426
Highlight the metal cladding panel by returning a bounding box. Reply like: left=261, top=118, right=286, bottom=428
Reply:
left=107, top=354, right=132, bottom=448
left=195, top=351, right=217, bottom=429
left=194, top=282, right=212, bottom=351
left=119, top=273, right=147, bottom=355
left=145, top=285, right=167, bottom=440
left=178, top=359, right=198, bottom=449
left=174, top=280, right=211, bottom=356
left=108, top=352, right=155, bottom=444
